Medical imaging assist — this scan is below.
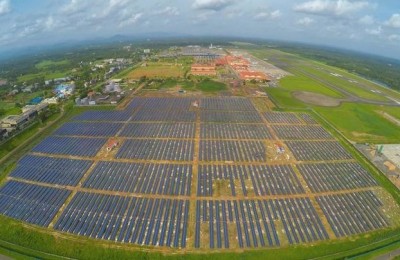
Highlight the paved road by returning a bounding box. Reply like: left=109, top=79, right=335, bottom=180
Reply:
left=375, top=248, right=400, bottom=260
left=0, top=254, right=12, bottom=260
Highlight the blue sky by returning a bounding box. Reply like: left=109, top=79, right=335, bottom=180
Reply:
left=1, top=0, right=400, bottom=59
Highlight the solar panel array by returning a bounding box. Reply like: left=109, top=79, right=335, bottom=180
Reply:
left=54, top=122, right=123, bottom=137
left=0, top=97, right=391, bottom=251
left=197, top=165, right=304, bottom=196
left=10, top=155, right=93, bottom=186
left=32, top=136, right=107, bottom=157
left=317, top=191, right=388, bottom=237
left=55, top=193, right=190, bottom=248
left=195, top=198, right=329, bottom=249
left=83, top=162, right=192, bottom=196
left=0, top=181, right=70, bottom=227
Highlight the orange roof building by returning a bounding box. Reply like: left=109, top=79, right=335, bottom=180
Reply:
left=239, top=71, right=269, bottom=81
left=190, top=63, right=216, bottom=76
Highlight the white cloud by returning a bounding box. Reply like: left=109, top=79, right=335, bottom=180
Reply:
left=365, top=26, right=381, bottom=35
left=254, top=10, right=281, bottom=20
left=388, top=34, right=400, bottom=41
left=153, top=6, right=180, bottom=16
left=294, top=0, right=370, bottom=17
left=0, top=0, right=10, bottom=15
left=358, top=15, right=374, bottom=25
left=118, top=12, right=143, bottom=27
left=297, top=17, right=314, bottom=26
left=384, top=14, right=400, bottom=28
left=109, top=0, right=129, bottom=8
left=192, top=0, right=235, bottom=11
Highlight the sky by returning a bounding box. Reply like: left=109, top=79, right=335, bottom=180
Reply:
left=0, top=0, right=400, bottom=59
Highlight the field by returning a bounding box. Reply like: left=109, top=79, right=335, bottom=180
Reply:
left=127, top=61, right=186, bottom=79
left=0, top=96, right=399, bottom=259
left=248, top=48, right=400, bottom=143
left=35, top=60, right=70, bottom=70
left=17, top=71, right=68, bottom=82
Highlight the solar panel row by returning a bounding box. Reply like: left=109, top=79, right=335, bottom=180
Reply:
left=55, top=193, right=190, bottom=248
left=0, top=181, right=70, bottom=227
left=11, top=155, right=92, bottom=186
left=195, top=198, right=328, bottom=249
left=83, top=161, right=192, bottom=196
left=197, top=164, right=304, bottom=196
left=116, top=139, right=194, bottom=161
left=32, top=136, right=107, bottom=157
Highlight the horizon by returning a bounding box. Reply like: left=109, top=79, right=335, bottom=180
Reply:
left=0, top=0, right=399, bottom=59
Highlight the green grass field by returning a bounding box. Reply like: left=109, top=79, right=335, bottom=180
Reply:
left=300, top=66, right=389, bottom=102
left=18, top=71, right=67, bottom=82
left=278, top=74, right=343, bottom=98
left=197, top=79, right=226, bottom=92
left=127, top=60, right=190, bottom=79
left=314, top=103, right=400, bottom=143
left=35, top=60, right=70, bottom=70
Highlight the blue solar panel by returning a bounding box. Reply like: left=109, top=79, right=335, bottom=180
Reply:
left=54, top=122, right=123, bottom=137
left=116, top=139, right=194, bottom=161
left=74, top=110, right=132, bottom=121
left=0, top=181, right=71, bottom=227
left=83, top=161, right=192, bottom=195
left=32, top=136, right=107, bottom=157
left=200, top=97, right=256, bottom=111
left=10, top=155, right=92, bottom=186
left=120, top=122, right=195, bottom=138
left=55, top=193, right=189, bottom=248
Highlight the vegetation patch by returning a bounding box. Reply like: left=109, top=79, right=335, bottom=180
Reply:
left=35, top=60, right=70, bottom=70
left=292, top=91, right=342, bottom=107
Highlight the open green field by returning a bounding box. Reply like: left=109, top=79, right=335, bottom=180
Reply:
left=197, top=79, right=226, bottom=92
left=249, top=48, right=399, bottom=102
left=300, top=65, right=390, bottom=102
left=250, top=47, right=400, bottom=144
left=278, top=74, right=343, bottom=98
left=265, top=86, right=400, bottom=143
left=315, top=103, right=400, bottom=143
left=35, top=60, right=70, bottom=70
left=127, top=61, right=187, bottom=79
left=18, top=71, right=67, bottom=82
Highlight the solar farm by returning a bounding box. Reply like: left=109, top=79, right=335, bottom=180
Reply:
left=1, top=96, right=399, bottom=252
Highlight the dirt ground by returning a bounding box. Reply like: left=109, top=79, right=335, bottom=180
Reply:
left=292, top=91, right=343, bottom=107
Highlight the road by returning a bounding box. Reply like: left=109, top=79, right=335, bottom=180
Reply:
left=375, top=248, right=400, bottom=260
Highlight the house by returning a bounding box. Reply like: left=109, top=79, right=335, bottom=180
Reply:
left=190, top=63, right=217, bottom=76
left=0, top=128, right=8, bottom=140
left=106, top=139, right=118, bottom=151
left=104, top=81, right=122, bottom=93
left=239, top=71, right=269, bottom=81
left=1, top=114, right=30, bottom=131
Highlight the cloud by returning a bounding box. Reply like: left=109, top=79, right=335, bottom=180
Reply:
left=294, top=0, right=370, bottom=17
left=153, top=6, right=180, bottom=16
left=365, top=26, right=381, bottom=35
left=118, top=12, right=143, bottom=27
left=297, top=17, right=314, bottom=26
left=358, top=15, right=374, bottom=25
left=192, top=0, right=235, bottom=11
left=388, top=34, right=400, bottom=41
left=384, top=14, right=400, bottom=28
left=0, top=0, right=10, bottom=15
left=254, top=10, right=281, bottom=20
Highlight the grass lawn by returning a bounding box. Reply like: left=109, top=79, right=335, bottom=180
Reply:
left=300, top=66, right=389, bottom=102
left=35, top=60, right=70, bottom=70
left=18, top=71, right=68, bottom=82
left=127, top=62, right=185, bottom=79
left=314, top=103, right=400, bottom=143
left=279, top=74, right=343, bottom=98
left=197, top=80, right=226, bottom=92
